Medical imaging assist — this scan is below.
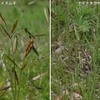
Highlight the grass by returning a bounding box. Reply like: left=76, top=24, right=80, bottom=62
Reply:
left=0, top=0, right=49, bottom=100
left=51, top=0, right=100, bottom=100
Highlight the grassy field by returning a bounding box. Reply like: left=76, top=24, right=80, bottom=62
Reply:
left=0, top=0, right=49, bottom=100
left=51, top=0, right=100, bottom=100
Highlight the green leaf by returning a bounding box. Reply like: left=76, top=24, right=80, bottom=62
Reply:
left=32, top=45, right=39, bottom=56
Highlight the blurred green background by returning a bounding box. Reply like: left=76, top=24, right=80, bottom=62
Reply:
left=0, top=0, right=49, bottom=100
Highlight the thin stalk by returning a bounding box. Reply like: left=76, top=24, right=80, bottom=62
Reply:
left=17, top=70, right=22, bottom=100
left=10, top=38, right=17, bottom=100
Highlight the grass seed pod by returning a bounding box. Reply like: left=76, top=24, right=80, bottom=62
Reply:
left=0, top=13, right=6, bottom=26
left=24, top=38, right=33, bottom=58
left=11, top=20, right=18, bottom=33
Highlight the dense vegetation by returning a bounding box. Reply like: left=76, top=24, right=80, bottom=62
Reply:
left=51, top=0, right=100, bottom=100
left=0, top=1, right=49, bottom=100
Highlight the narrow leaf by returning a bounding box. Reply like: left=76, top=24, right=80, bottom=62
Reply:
left=0, top=86, right=10, bottom=91
left=11, top=20, right=18, bottom=33
left=12, top=67, right=18, bottom=84
left=21, top=62, right=28, bottom=70
left=24, top=28, right=29, bottom=33
left=24, top=28, right=32, bottom=36
left=24, top=38, right=33, bottom=58
left=28, top=73, right=46, bottom=82
left=13, top=35, right=18, bottom=53
left=0, top=90, right=6, bottom=97
left=24, top=28, right=35, bottom=38
left=1, top=25, right=10, bottom=38
left=4, top=53, right=19, bottom=69
left=0, top=13, right=6, bottom=26
left=32, top=45, right=39, bottom=56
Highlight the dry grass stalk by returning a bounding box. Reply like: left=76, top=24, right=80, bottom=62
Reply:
left=44, top=7, right=49, bottom=22
left=28, top=73, right=46, bottom=82
left=11, top=20, right=18, bottom=33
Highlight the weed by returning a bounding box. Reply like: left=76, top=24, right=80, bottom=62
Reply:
left=0, top=1, right=49, bottom=99
left=51, top=1, right=100, bottom=100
